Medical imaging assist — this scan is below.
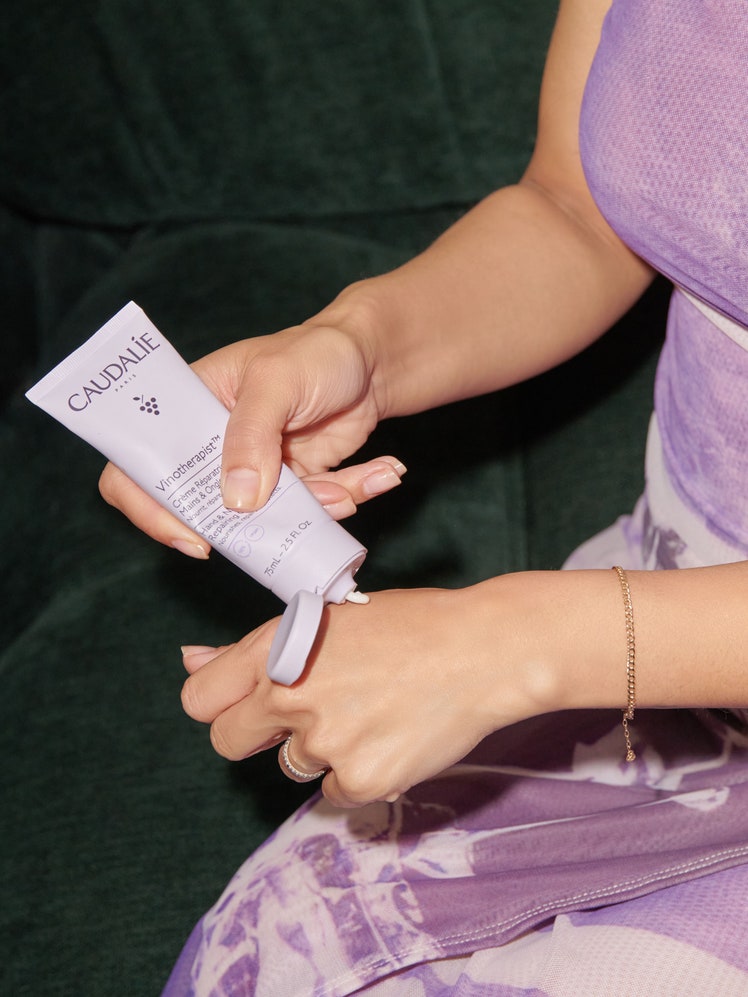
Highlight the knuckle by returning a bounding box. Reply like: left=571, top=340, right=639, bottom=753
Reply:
left=320, top=783, right=351, bottom=809
left=181, top=676, right=209, bottom=722
left=97, top=467, right=117, bottom=506
left=209, top=720, right=241, bottom=761
left=302, top=732, right=330, bottom=766
left=333, top=764, right=384, bottom=807
left=340, top=786, right=373, bottom=807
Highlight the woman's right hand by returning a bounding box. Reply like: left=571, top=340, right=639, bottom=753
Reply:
left=98, top=293, right=401, bottom=554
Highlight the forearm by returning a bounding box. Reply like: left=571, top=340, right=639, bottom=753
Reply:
left=310, top=180, right=654, bottom=420
left=471, top=564, right=748, bottom=730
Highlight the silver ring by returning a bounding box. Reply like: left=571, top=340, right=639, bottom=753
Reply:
left=280, top=735, right=328, bottom=782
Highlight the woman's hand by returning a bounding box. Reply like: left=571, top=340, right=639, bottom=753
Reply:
left=179, top=582, right=556, bottom=808
left=99, top=304, right=404, bottom=555
left=192, top=319, right=381, bottom=510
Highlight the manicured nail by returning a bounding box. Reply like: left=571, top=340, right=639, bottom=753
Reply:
left=362, top=465, right=403, bottom=498
left=222, top=468, right=260, bottom=511
left=180, top=645, right=218, bottom=657
left=303, top=481, right=357, bottom=519
left=308, top=481, right=349, bottom=506
left=323, top=497, right=357, bottom=519
left=181, top=645, right=221, bottom=671
left=172, top=538, right=210, bottom=560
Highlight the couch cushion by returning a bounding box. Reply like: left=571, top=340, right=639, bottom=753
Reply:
left=0, top=0, right=554, bottom=226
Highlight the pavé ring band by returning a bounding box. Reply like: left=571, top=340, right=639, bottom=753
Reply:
left=280, top=735, right=328, bottom=782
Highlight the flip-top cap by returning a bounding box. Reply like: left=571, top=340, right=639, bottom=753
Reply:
left=266, top=590, right=325, bottom=685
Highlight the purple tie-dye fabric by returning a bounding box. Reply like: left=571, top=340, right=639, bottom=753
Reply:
left=580, top=0, right=748, bottom=556
left=580, top=0, right=748, bottom=328
left=656, top=295, right=748, bottom=553
left=162, top=3, right=748, bottom=993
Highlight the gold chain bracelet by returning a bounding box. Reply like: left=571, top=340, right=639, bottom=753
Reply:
left=612, top=565, right=637, bottom=762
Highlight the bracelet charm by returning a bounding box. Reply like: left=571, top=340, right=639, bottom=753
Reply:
left=612, top=565, right=637, bottom=762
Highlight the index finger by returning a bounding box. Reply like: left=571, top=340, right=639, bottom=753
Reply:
left=98, top=462, right=210, bottom=559
left=180, top=619, right=279, bottom=724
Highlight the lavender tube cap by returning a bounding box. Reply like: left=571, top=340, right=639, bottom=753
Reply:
left=266, top=520, right=366, bottom=685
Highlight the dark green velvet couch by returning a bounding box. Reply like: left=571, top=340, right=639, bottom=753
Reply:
left=1, top=3, right=667, bottom=993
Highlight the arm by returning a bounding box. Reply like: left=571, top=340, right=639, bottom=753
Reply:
left=171, top=0, right=748, bottom=808
left=100, top=0, right=651, bottom=530
left=301, top=0, right=654, bottom=418
left=182, top=563, right=748, bottom=808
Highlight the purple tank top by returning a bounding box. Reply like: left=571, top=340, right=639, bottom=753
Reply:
left=580, top=0, right=748, bottom=551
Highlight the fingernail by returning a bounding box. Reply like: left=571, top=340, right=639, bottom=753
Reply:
left=222, top=469, right=260, bottom=511
left=362, top=465, right=403, bottom=498
left=323, top=497, right=357, bottom=519
left=181, top=645, right=221, bottom=670
left=308, top=481, right=349, bottom=506
left=172, top=538, right=211, bottom=560
left=384, top=459, right=408, bottom=476
left=181, top=645, right=217, bottom=657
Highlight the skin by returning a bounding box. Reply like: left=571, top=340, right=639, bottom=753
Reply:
left=99, top=0, right=748, bottom=807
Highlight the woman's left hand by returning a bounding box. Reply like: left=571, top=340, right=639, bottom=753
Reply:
left=179, top=583, right=541, bottom=808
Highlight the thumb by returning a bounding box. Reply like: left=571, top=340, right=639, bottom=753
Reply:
left=219, top=379, right=286, bottom=511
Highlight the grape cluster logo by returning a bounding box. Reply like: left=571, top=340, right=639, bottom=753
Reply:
left=134, top=394, right=160, bottom=415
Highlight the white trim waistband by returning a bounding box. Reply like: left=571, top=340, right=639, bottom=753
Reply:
left=680, top=289, right=748, bottom=353
left=645, top=414, right=746, bottom=566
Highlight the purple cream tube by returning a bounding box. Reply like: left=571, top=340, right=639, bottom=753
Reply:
left=26, top=301, right=368, bottom=684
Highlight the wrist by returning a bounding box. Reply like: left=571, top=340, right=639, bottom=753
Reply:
left=468, top=570, right=627, bottom=729
left=304, top=278, right=401, bottom=421
left=307, top=268, right=464, bottom=420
